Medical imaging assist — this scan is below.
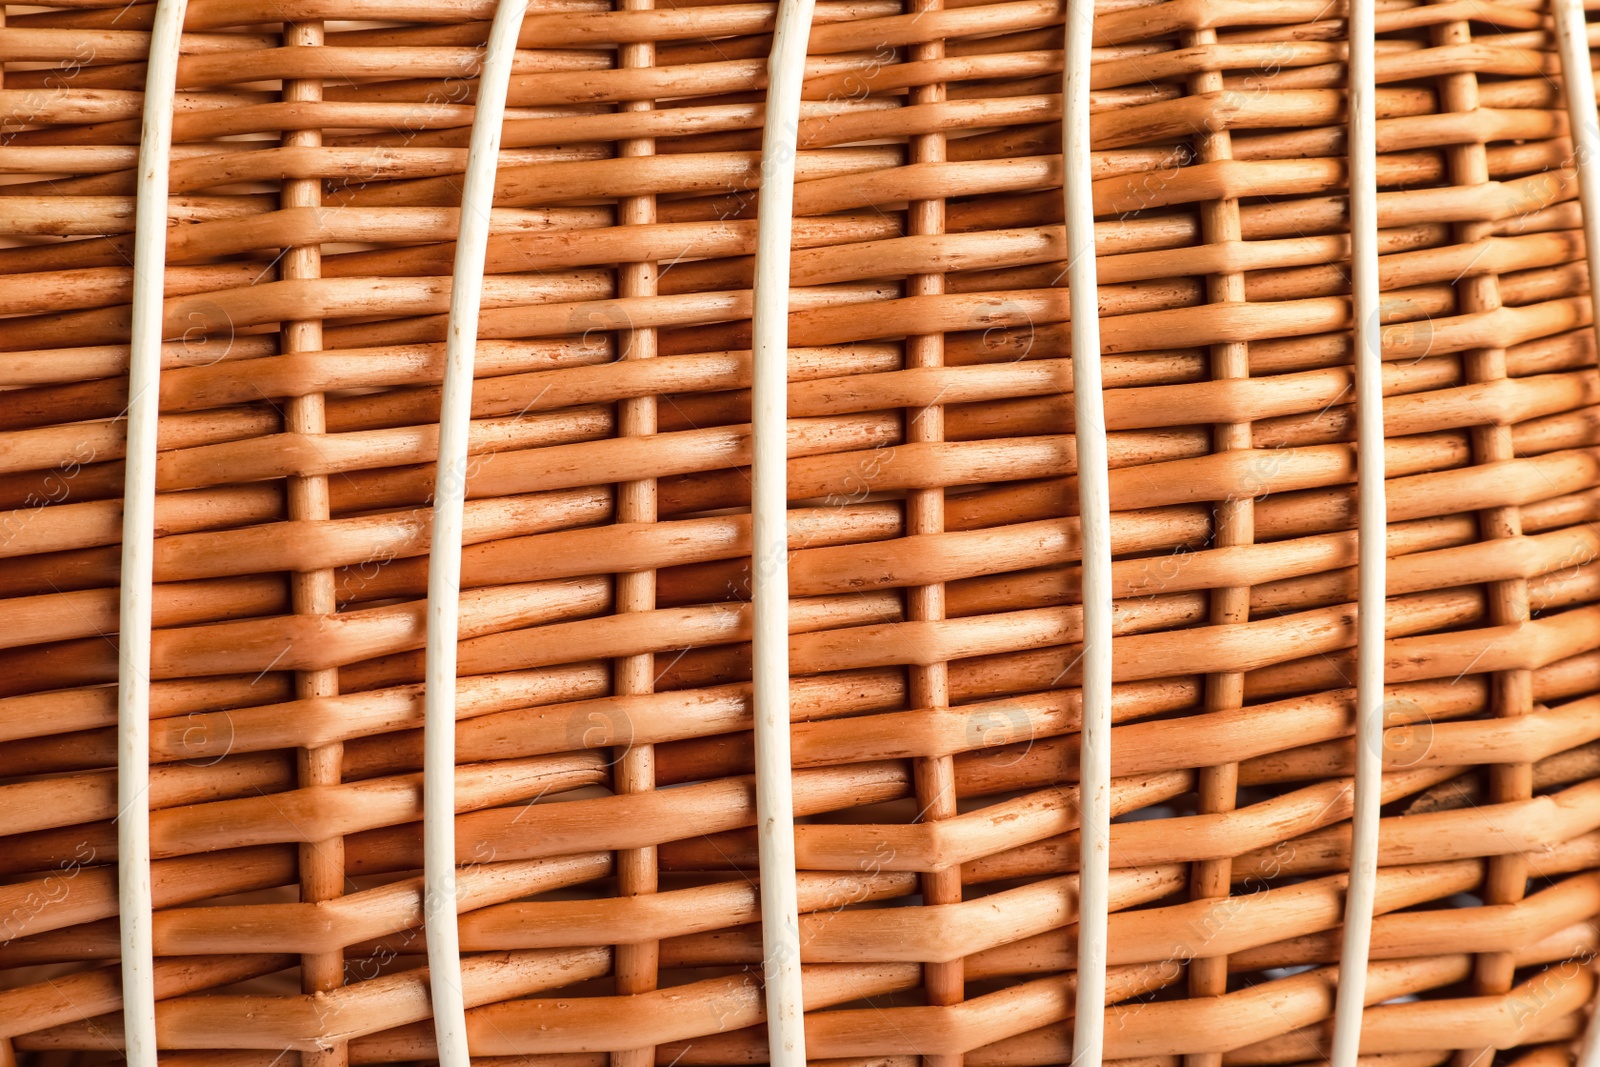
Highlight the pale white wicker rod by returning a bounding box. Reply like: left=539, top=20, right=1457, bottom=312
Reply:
left=1329, top=0, right=1386, bottom=1061
left=1557, top=0, right=1600, bottom=1056
left=1556, top=0, right=1600, bottom=366
left=751, top=0, right=818, bottom=1059
left=119, top=0, right=189, bottom=1061
left=422, top=0, right=529, bottom=1061
left=1063, top=0, right=1112, bottom=1060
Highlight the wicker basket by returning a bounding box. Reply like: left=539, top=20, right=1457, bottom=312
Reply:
left=5, top=0, right=1600, bottom=1062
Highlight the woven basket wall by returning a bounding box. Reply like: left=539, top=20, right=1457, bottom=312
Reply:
left=5, top=0, right=1600, bottom=1063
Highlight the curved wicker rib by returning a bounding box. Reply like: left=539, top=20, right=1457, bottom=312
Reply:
left=1329, top=0, right=1385, bottom=1062
left=1551, top=5, right=1600, bottom=1062
left=1555, top=0, right=1600, bottom=367
left=420, top=0, right=531, bottom=1061
left=1062, top=0, right=1111, bottom=1061
left=750, top=0, right=817, bottom=1057
left=117, top=1, right=189, bottom=1063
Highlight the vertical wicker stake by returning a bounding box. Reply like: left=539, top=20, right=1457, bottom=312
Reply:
left=904, top=0, right=964, bottom=1059
left=1063, top=0, right=1112, bottom=1061
left=1177, top=22, right=1253, bottom=1061
left=0, top=26, right=13, bottom=1067
left=751, top=0, right=816, bottom=1057
left=2, top=20, right=11, bottom=1051
left=1, top=7, right=9, bottom=1055
left=612, top=0, right=663, bottom=1060
left=1432, top=0, right=1536, bottom=1059
left=119, top=0, right=188, bottom=1061
left=1329, top=0, right=1383, bottom=1060
left=280, top=15, right=347, bottom=1065
left=423, top=1, right=529, bottom=1060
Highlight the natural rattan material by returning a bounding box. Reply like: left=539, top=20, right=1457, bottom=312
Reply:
left=4, top=0, right=1600, bottom=1062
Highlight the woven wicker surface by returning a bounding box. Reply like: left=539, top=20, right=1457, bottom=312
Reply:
left=3, top=0, right=1600, bottom=1062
